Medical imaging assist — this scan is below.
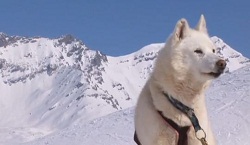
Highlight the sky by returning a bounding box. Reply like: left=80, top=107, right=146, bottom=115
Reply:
left=0, top=1, right=249, bottom=57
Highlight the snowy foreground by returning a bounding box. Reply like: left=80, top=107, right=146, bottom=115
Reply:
left=0, top=33, right=249, bottom=145
left=1, top=65, right=249, bottom=145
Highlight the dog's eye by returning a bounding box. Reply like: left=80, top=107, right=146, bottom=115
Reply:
left=212, top=49, right=215, bottom=53
left=194, top=49, right=203, bottom=54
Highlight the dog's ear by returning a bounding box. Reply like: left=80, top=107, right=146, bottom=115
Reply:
left=196, top=14, right=208, bottom=34
left=172, top=18, right=190, bottom=43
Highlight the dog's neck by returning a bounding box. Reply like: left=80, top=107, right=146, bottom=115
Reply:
left=149, top=73, right=210, bottom=128
left=152, top=62, right=210, bottom=101
left=155, top=75, right=209, bottom=105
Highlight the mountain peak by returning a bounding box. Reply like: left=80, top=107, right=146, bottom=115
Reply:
left=0, top=32, right=13, bottom=47
left=211, top=36, right=250, bottom=72
left=0, top=34, right=249, bottom=138
left=0, top=32, right=7, bottom=37
left=58, top=34, right=79, bottom=45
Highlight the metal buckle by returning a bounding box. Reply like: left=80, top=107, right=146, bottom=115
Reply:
left=195, top=129, right=208, bottom=145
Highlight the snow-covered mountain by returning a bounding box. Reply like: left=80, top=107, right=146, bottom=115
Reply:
left=211, top=36, right=250, bottom=72
left=4, top=65, right=250, bottom=145
left=0, top=33, right=249, bottom=144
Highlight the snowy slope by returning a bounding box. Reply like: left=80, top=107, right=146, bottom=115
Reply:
left=9, top=108, right=136, bottom=145
left=211, top=36, right=250, bottom=72
left=0, top=33, right=249, bottom=144
left=13, top=65, right=250, bottom=145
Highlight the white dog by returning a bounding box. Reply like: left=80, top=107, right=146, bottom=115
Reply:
left=134, top=15, right=226, bottom=145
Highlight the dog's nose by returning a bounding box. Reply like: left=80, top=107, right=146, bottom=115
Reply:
left=216, top=59, right=227, bottom=70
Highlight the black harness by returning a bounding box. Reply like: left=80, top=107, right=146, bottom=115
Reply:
left=164, top=92, right=204, bottom=133
left=134, top=92, right=208, bottom=145
left=134, top=111, right=189, bottom=145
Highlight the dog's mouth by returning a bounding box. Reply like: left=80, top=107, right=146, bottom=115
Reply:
left=203, top=72, right=222, bottom=78
left=208, top=72, right=222, bottom=78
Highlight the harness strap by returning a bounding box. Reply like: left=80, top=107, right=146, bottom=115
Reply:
left=134, top=92, right=208, bottom=145
left=163, top=92, right=208, bottom=145
left=163, top=92, right=202, bottom=132
left=134, top=131, right=141, bottom=145
left=158, top=111, right=189, bottom=145
left=134, top=111, right=189, bottom=145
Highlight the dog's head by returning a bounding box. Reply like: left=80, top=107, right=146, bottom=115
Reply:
left=166, top=15, right=226, bottom=82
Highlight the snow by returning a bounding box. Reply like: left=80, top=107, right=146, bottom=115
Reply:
left=211, top=36, right=250, bottom=72
left=0, top=33, right=249, bottom=145
left=8, top=65, right=249, bottom=145
left=207, top=66, right=250, bottom=145
left=14, top=108, right=136, bottom=145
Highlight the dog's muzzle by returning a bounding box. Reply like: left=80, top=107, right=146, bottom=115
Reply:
left=208, top=59, right=227, bottom=78
left=216, top=59, right=227, bottom=72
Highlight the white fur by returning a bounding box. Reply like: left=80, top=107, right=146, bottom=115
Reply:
left=134, top=15, right=223, bottom=145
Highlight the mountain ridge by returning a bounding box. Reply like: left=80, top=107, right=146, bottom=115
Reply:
left=0, top=33, right=249, bottom=132
left=4, top=65, right=250, bottom=145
